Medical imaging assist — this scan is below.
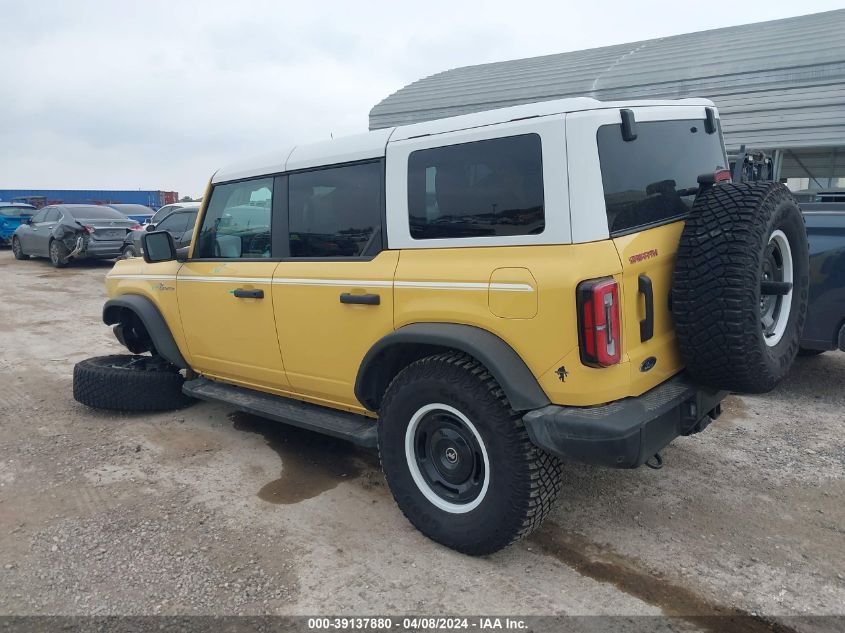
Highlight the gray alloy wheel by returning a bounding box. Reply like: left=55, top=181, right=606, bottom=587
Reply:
left=49, top=239, right=69, bottom=268
left=12, top=236, right=29, bottom=260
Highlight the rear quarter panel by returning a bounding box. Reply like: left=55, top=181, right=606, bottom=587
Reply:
left=394, top=243, right=636, bottom=407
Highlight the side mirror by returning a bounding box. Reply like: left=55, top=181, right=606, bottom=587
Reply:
left=26, top=217, right=33, bottom=225
left=145, top=223, right=156, bottom=231
left=142, top=230, right=176, bottom=264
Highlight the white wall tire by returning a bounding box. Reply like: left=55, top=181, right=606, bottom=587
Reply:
left=761, top=229, right=793, bottom=347
left=404, top=403, right=490, bottom=514
left=378, top=352, right=563, bottom=555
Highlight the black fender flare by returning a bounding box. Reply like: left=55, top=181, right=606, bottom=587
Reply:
left=355, top=323, right=550, bottom=412
left=102, top=295, right=188, bottom=369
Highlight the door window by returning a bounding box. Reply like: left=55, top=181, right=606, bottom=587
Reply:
left=196, top=178, right=273, bottom=258
left=288, top=162, right=382, bottom=258
left=158, top=212, right=191, bottom=234
left=44, top=208, right=61, bottom=223
left=407, top=134, right=545, bottom=239
left=30, top=209, right=48, bottom=223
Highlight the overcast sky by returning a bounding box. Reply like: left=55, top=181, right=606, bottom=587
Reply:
left=1, top=0, right=842, bottom=198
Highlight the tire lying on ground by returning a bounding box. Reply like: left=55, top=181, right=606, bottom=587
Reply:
left=672, top=181, right=809, bottom=394
left=73, top=354, right=194, bottom=411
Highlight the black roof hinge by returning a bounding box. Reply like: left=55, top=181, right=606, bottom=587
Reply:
left=620, top=109, right=637, bottom=142
left=704, top=107, right=717, bottom=134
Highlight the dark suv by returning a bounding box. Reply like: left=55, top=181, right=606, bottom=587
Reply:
left=121, top=207, right=198, bottom=259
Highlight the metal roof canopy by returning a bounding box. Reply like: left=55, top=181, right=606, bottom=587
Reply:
left=370, top=10, right=845, bottom=180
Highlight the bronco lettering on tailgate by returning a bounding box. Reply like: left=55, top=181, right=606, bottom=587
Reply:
left=629, top=249, right=658, bottom=264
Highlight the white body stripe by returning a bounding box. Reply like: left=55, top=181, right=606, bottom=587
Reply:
left=178, top=275, right=272, bottom=284
left=109, top=274, right=534, bottom=292
left=109, top=274, right=177, bottom=281
left=271, top=278, right=393, bottom=288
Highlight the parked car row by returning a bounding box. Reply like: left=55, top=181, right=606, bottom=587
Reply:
left=4, top=201, right=203, bottom=266
left=11, top=205, right=138, bottom=267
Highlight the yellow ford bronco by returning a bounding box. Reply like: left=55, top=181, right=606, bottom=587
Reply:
left=74, top=97, right=809, bottom=554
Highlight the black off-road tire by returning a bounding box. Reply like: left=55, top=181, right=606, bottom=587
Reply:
left=11, top=236, right=29, bottom=260
left=672, top=182, right=809, bottom=393
left=378, top=352, right=563, bottom=555
left=49, top=239, right=69, bottom=268
left=73, top=354, right=193, bottom=412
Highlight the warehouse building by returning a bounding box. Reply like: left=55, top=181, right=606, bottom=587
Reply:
left=370, top=9, right=845, bottom=190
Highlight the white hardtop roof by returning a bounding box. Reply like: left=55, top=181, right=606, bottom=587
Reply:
left=212, top=96, right=714, bottom=184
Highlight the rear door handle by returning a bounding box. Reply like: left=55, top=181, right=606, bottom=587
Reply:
left=638, top=274, right=654, bottom=342
left=340, top=292, right=380, bottom=305
left=233, top=288, right=264, bottom=299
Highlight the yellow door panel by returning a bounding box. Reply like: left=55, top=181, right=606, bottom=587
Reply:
left=177, top=260, right=289, bottom=389
left=488, top=267, right=538, bottom=319
left=272, top=250, right=399, bottom=408
left=612, top=221, right=685, bottom=395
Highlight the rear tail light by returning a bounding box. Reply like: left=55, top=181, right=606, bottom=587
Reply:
left=714, top=169, right=732, bottom=183
left=129, top=223, right=142, bottom=231
left=82, top=225, right=95, bottom=235
left=577, top=277, right=622, bottom=367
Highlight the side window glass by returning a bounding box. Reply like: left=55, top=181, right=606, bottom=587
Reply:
left=184, top=212, right=198, bottom=233
left=158, top=213, right=189, bottom=233
left=31, top=209, right=47, bottom=223
left=407, top=134, right=545, bottom=239
left=196, top=179, right=273, bottom=259
left=288, top=162, right=382, bottom=258
left=45, top=209, right=61, bottom=222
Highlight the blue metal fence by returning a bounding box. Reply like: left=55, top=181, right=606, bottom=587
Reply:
left=0, top=189, right=178, bottom=210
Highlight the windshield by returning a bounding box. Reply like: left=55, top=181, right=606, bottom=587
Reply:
left=65, top=206, right=128, bottom=220
left=598, top=118, right=727, bottom=235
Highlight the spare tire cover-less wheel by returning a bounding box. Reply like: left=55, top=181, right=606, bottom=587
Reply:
left=672, top=182, right=809, bottom=394
left=73, top=354, right=193, bottom=412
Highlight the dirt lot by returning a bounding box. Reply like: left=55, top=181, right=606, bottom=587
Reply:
left=0, top=249, right=843, bottom=628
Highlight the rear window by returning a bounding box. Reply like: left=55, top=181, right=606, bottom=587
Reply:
left=407, top=134, right=544, bottom=240
left=598, top=119, right=727, bottom=235
left=66, top=206, right=127, bottom=220
left=0, top=206, right=34, bottom=217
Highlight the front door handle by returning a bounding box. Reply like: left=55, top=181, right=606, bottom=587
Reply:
left=340, top=292, right=380, bottom=305
left=233, top=288, right=264, bottom=299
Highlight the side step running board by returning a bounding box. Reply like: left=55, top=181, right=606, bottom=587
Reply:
left=183, top=377, right=378, bottom=448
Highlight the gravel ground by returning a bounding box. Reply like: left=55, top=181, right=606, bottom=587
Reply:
left=0, top=249, right=843, bottom=629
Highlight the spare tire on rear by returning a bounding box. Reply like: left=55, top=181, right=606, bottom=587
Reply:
left=672, top=182, right=808, bottom=394
left=73, top=354, right=194, bottom=411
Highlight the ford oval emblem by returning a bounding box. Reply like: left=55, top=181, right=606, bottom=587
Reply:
left=640, top=356, right=657, bottom=372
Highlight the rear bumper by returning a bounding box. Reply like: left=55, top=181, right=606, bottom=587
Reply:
left=76, top=239, right=125, bottom=259
left=523, top=374, right=727, bottom=468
